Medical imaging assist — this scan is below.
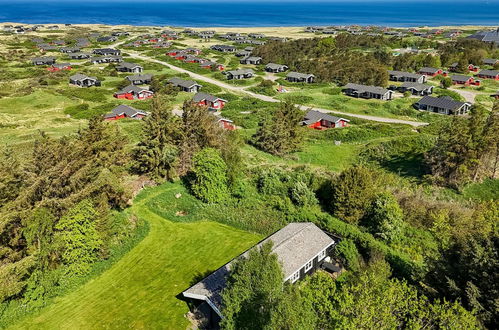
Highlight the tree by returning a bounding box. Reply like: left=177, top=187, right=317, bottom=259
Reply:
left=132, top=96, right=180, bottom=181
left=252, top=101, right=303, bottom=156
left=55, top=200, right=102, bottom=276
left=0, top=146, right=22, bottom=205
left=331, top=166, right=379, bottom=223
left=221, top=242, right=317, bottom=330
left=363, top=192, right=404, bottom=242
left=191, top=148, right=229, bottom=203
left=441, top=76, right=452, bottom=89
left=22, top=208, right=57, bottom=270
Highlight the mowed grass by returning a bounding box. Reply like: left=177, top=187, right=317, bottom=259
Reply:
left=11, top=184, right=261, bottom=330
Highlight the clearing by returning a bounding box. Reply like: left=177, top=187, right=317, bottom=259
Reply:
left=11, top=184, right=261, bottom=330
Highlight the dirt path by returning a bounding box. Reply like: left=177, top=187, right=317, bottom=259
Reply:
left=129, top=52, right=429, bottom=127
left=449, top=87, right=478, bottom=103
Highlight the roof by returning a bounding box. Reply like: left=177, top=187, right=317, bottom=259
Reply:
left=52, top=63, right=70, bottom=68
left=303, top=110, right=350, bottom=125
left=483, top=58, right=498, bottom=65
left=182, top=222, right=335, bottom=316
left=32, top=56, right=56, bottom=62
left=70, top=73, right=96, bottom=81
left=451, top=74, right=473, bottom=82
left=227, top=69, right=254, bottom=76
left=416, top=96, right=469, bottom=110
left=192, top=92, right=227, bottom=103
left=105, top=104, right=147, bottom=118
left=418, top=67, right=440, bottom=73
left=388, top=70, right=424, bottom=80
left=117, top=85, right=151, bottom=94
left=168, top=77, right=202, bottom=88
left=287, top=71, right=315, bottom=79
left=126, top=74, right=153, bottom=81
left=478, top=69, right=499, bottom=76
left=117, top=62, right=143, bottom=70
left=400, top=82, right=433, bottom=91
left=266, top=63, right=288, bottom=70
left=344, top=83, right=390, bottom=95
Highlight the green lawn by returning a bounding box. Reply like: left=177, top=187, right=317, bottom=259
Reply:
left=11, top=184, right=261, bottom=330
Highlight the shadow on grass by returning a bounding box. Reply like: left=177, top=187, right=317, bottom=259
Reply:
left=378, top=154, right=428, bottom=181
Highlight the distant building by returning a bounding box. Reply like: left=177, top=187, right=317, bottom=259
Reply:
left=413, top=96, right=470, bottom=115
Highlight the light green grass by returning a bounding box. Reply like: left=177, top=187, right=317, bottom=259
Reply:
left=11, top=184, right=261, bottom=330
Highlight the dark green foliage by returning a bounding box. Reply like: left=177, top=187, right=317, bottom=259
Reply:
left=426, top=104, right=499, bottom=187
left=335, top=239, right=361, bottom=272
left=221, top=242, right=317, bottom=330
left=191, top=148, right=229, bottom=203
left=363, top=192, right=404, bottom=242
left=330, top=166, right=379, bottom=223
left=252, top=101, right=304, bottom=156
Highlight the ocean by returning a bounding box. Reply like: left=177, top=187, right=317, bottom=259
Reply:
left=0, top=0, right=498, bottom=27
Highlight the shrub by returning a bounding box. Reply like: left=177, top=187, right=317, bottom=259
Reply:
left=190, top=148, right=229, bottom=203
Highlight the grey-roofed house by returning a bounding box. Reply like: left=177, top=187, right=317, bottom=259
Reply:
left=182, top=222, right=337, bottom=319
left=97, top=36, right=117, bottom=43
left=476, top=69, right=499, bottom=80
left=69, top=52, right=91, bottom=60
left=32, top=56, right=56, bottom=65
left=126, top=74, right=153, bottom=85
left=239, top=56, right=262, bottom=65
left=192, top=92, right=228, bottom=111
left=286, top=72, right=315, bottom=83
left=69, top=73, right=100, bottom=87
left=116, top=62, right=143, bottom=73
left=467, top=30, right=499, bottom=45
left=114, top=85, right=154, bottom=100
left=343, top=83, right=393, bottom=100
left=93, top=48, right=121, bottom=56
left=210, top=45, right=236, bottom=52
left=225, top=69, right=254, bottom=80
left=168, top=78, right=202, bottom=93
left=388, top=70, right=426, bottom=83
left=265, top=63, right=288, bottom=73
left=104, top=105, right=147, bottom=120
left=302, top=110, right=350, bottom=129
left=60, top=47, right=81, bottom=54
left=414, top=96, right=471, bottom=115
left=90, top=55, right=123, bottom=64
left=235, top=50, right=252, bottom=57
left=398, top=82, right=433, bottom=96
left=482, top=58, right=498, bottom=66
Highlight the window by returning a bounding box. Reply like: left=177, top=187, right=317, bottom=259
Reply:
left=318, top=248, right=327, bottom=261
left=304, top=260, right=313, bottom=272
left=290, top=271, right=300, bottom=283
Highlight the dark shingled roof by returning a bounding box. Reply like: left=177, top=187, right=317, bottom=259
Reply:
left=419, top=67, right=440, bottom=74
left=451, top=74, right=473, bottom=83
left=70, top=73, right=96, bottom=81
left=266, top=63, right=288, bottom=70
left=400, top=82, right=433, bottom=92
left=192, top=92, right=227, bottom=103
left=302, top=110, right=349, bottom=125
left=344, top=83, right=390, bottom=95
left=416, top=96, right=469, bottom=111
left=388, top=70, right=424, bottom=80
left=104, top=105, right=147, bottom=119
left=182, top=222, right=335, bottom=317
left=168, top=77, right=202, bottom=89
left=126, top=74, right=153, bottom=81
left=478, top=69, right=499, bottom=76
left=286, top=71, right=315, bottom=79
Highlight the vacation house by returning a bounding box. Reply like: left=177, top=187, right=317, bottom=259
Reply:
left=413, top=96, right=471, bottom=115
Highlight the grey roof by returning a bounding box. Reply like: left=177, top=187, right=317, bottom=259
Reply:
left=451, top=74, right=473, bottom=83
left=478, top=69, right=499, bottom=76
left=70, top=73, right=96, bottom=81
left=467, top=30, right=499, bottom=44
left=303, top=110, right=349, bottom=125
left=126, top=74, right=153, bottom=81
left=192, top=92, right=227, bottom=103
left=182, top=222, right=335, bottom=316
left=400, top=82, right=433, bottom=91
left=418, top=67, right=440, bottom=73
left=344, top=83, right=390, bottom=95
left=52, top=63, right=70, bottom=68
left=483, top=58, right=498, bottom=65
left=117, top=62, right=143, bottom=70
left=32, top=56, right=56, bottom=62
left=105, top=105, right=147, bottom=118
left=168, top=77, right=202, bottom=89
left=287, top=71, right=315, bottom=79
left=266, top=63, right=288, bottom=70
left=118, top=85, right=150, bottom=94
left=388, top=70, right=424, bottom=80
left=416, top=96, right=469, bottom=110
left=226, top=69, right=254, bottom=76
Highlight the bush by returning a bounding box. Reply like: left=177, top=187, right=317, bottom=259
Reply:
left=190, top=148, right=229, bottom=203
left=335, top=239, right=361, bottom=272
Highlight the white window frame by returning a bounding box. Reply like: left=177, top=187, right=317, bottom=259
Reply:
left=318, top=248, right=327, bottom=261
left=290, top=271, right=300, bottom=283
left=304, top=260, right=313, bottom=272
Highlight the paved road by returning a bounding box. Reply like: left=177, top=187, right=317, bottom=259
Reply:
left=129, top=52, right=429, bottom=127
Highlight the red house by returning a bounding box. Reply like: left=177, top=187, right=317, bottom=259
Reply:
left=167, top=49, right=182, bottom=56
left=214, top=115, right=236, bottom=130
left=451, top=75, right=480, bottom=86
left=468, top=64, right=479, bottom=72
left=476, top=69, right=499, bottom=80
left=47, top=63, right=72, bottom=72
left=193, top=92, right=227, bottom=110
left=200, top=61, right=224, bottom=71
left=104, top=105, right=148, bottom=120
left=302, top=110, right=350, bottom=129
left=418, top=67, right=443, bottom=77
left=114, top=85, right=154, bottom=100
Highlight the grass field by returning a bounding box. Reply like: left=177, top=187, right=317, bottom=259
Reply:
left=11, top=184, right=261, bottom=330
